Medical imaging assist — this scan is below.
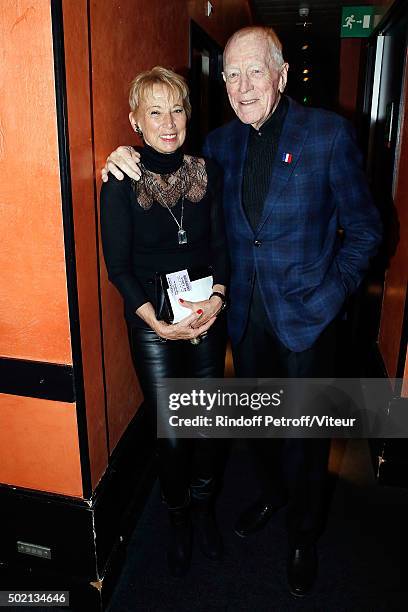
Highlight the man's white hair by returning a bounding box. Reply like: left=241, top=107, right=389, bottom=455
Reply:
left=224, top=26, right=285, bottom=69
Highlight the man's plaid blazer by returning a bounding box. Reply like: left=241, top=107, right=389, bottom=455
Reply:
left=203, top=96, right=382, bottom=352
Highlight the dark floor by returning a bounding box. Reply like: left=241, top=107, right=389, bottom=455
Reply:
left=106, top=439, right=408, bottom=612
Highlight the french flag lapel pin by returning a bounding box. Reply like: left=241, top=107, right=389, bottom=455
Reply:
left=282, top=152, right=293, bottom=164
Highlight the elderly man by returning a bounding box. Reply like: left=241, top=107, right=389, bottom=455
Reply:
left=102, top=26, right=381, bottom=596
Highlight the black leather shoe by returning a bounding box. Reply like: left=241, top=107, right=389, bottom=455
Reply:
left=287, top=544, right=317, bottom=597
left=234, top=499, right=283, bottom=538
left=193, top=500, right=223, bottom=560
left=167, top=507, right=192, bottom=577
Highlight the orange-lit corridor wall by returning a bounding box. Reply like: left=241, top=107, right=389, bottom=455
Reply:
left=0, top=2, right=71, bottom=365
left=66, top=0, right=252, bottom=457
left=0, top=0, right=252, bottom=499
left=0, top=1, right=82, bottom=497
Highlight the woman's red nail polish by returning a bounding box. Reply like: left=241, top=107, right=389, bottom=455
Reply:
left=179, top=298, right=184, bottom=303
left=197, top=309, right=203, bottom=315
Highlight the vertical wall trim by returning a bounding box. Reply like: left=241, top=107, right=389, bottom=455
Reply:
left=50, top=0, right=92, bottom=499
left=86, top=0, right=111, bottom=457
left=396, top=283, right=408, bottom=383
left=366, top=35, right=384, bottom=179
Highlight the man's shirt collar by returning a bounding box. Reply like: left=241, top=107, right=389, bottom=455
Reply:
left=249, top=95, right=289, bottom=139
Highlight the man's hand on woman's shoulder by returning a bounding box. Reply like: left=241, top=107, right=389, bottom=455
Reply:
left=101, top=146, right=142, bottom=182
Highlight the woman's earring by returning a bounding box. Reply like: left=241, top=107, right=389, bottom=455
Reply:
left=134, top=124, right=143, bottom=136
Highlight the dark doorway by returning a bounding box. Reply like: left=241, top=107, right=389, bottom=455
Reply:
left=188, top=21, right=225, bottom=154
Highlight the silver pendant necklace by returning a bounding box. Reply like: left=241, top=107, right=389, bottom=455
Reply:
left=160, top=195, right=187, bottom=245
left=142, top=161, right=188, bottom=245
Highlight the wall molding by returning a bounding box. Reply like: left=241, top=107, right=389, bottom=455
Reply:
left=0, top=357, right=74, bottom=402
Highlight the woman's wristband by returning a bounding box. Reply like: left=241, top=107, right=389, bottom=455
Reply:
left=209, top=291, right=227, bottom=311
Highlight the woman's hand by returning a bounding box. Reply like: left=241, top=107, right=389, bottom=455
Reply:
left=136, top=301, right=217, bottom=340
left=154, top=311, right=217, bottom=341
left=179, top=295, right=223, bottom=329
left=101, top=146, right=141, bottom=182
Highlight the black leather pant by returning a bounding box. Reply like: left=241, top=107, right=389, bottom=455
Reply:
left=128, top=317, right=227, bottom=509
left=233, top=281, right=336, bottom=547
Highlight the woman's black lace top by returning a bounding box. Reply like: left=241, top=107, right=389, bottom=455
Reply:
left=100, top=146, right=229, bottom=326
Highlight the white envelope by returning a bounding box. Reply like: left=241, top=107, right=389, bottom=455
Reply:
left=167, top=275, right=213, bottom=323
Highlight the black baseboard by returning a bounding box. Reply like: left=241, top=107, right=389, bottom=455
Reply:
left=0, top=405, right=156, bottom=610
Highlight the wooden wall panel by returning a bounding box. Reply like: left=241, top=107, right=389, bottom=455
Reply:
left=188, top=0, right=252, bottom=47
left=338, top=38, right=362, bottom=120
left=88, top=0, right=252, bottom=453
left=62, top=0, right=108, bottom=490
left=90, top=0, right=190, bottom=452
left=0, top=394, right=82, bottom=497
left=0, top=0, right=71, bottom=364
left=378, top=50, right=408, bottom=383
left=402, top=349, right=408, bottom=397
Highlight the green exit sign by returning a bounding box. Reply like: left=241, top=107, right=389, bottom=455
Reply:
left=341, top=6, right=374, bottom=38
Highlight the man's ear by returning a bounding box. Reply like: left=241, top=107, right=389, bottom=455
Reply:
left=278, top=62, right=289, bottom=93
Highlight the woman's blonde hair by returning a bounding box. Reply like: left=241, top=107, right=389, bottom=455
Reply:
left=129, top=66, right=191, bottom=119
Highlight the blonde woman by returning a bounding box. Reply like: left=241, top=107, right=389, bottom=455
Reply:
left=100, top=67, right=228, bottom=577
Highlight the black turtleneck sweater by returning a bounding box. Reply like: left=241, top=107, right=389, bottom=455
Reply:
left=100, top=144, right=228, bottom=327
left=242, top=96, right=288, bottom=230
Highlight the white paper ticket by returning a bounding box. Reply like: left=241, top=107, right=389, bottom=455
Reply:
left=166, top=269, right=192, bottom=296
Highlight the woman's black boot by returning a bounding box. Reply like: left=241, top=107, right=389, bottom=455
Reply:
left=167, top=506, right=192, bottom=577
left=193, top=498, right=223, bottom=561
